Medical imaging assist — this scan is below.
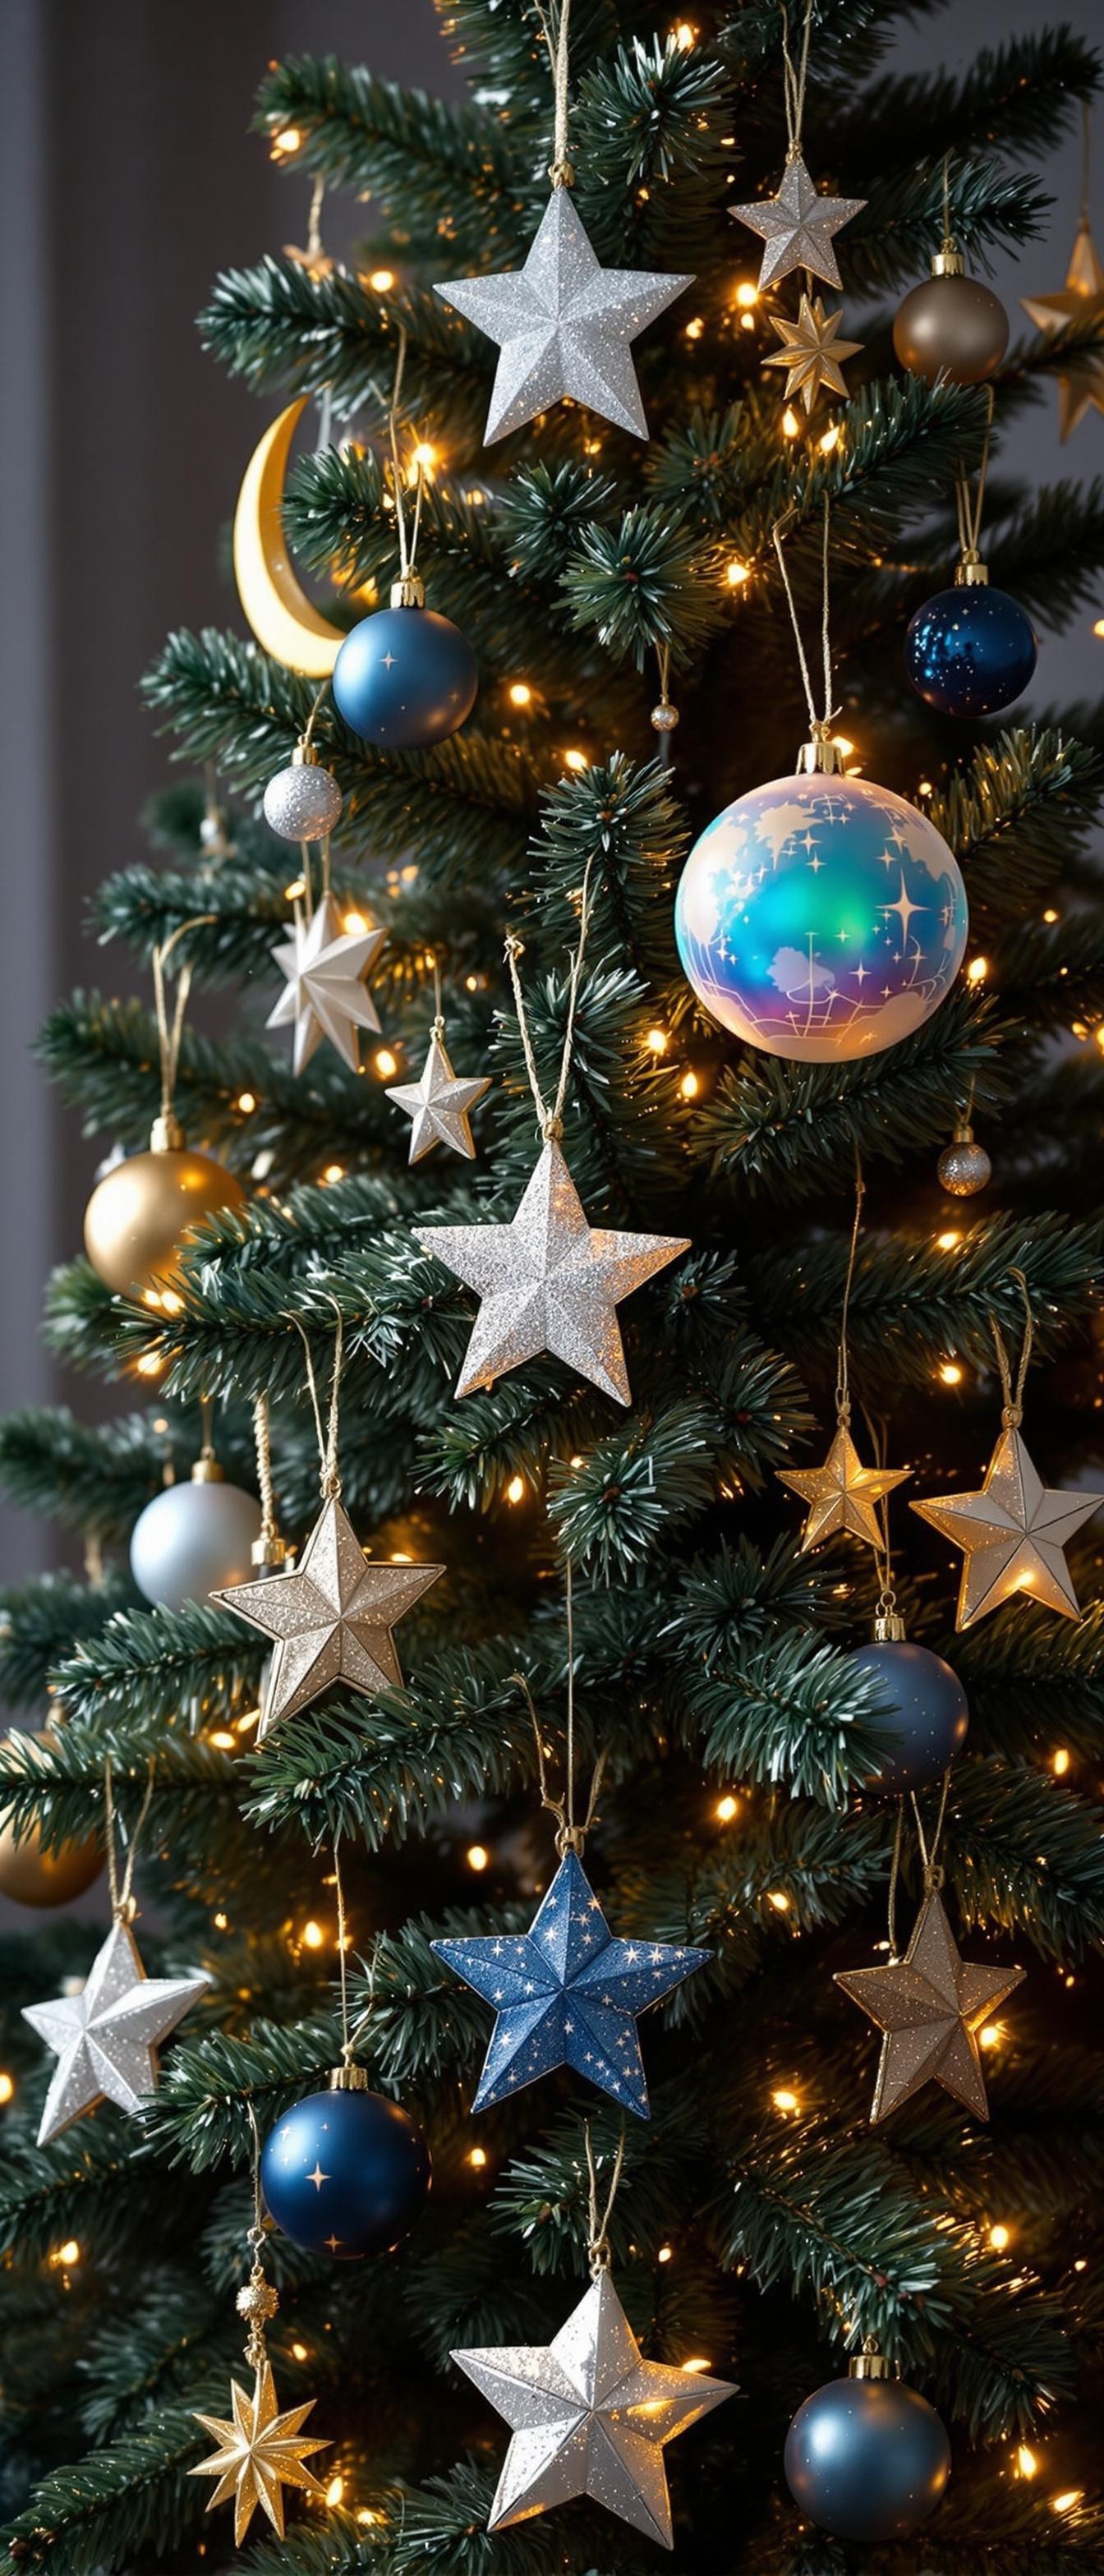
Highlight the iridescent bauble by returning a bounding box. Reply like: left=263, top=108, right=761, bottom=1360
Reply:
left=262, top=757, right=343, bottom=843
left=84, top=1138, right=246, bottom=1298
left=333, top=603, right=477, bottom=750
left=784, top=2370, right=951, bottom=2542
left=261, top=2083, right=432, bottom=2258
left=0, top=1730, right=101, bottom=1907
left=130, top=1474, right=262, bottom=1612
left=938, top=1128, right=991, bottom=1195
left=674, top=770, right=968, bottom=1062
left=905, top=584, right=1037, bottom=718
left=849, top=1640, right=969, bottom=1796
left=893, top=270, right=1009, bottom=384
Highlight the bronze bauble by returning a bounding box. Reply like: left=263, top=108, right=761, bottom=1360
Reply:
left=0, top=1732, right=101, bottom=1907
left=894, top=271, right=1009, bottom=385
left=84, top=1127, right=246, bottom=1298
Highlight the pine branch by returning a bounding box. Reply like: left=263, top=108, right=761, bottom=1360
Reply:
left=0, top=2408, right=206, bottom=2574
left=0, top=1405, right=252, bottom=1545
left=954, top=1604, right=1104, bottom=1765
left=828, top=30, right=1101, bottom=182
left=0, top=1571, right=132, bottom=1710
left=199, top=257, right=490, bottom=443
left=928, top=726, right=1104, bottom=924
left=252, top=53, right=522, bottom=256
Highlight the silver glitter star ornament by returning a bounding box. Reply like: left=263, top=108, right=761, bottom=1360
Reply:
left=835, top=1887, right=1024, bottom=2123
left=733, top=151, right=865, bottom=292
left=23, top=1916, right=209, bottom=2146
left=435, top=186, right=692, bottom=442
left=912, top=1424, right=1102, bottom=1630
left=211, top=1495, right=444, bottom=1736
left=453, top=2269, right=735, bottom=2546
left=267, top=890, right=388, bottom=1074
left=416, top=1138, right=689, bottom=1405
left=386, top=1026, right=490, bottom=1163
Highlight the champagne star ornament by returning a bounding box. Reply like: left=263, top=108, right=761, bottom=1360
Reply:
left=734, top=153, right=866, bottom=293
left=23, top=1764, right=208, bottom=2146
left=211, top=1313, right=443, bottom=1735
left=764, top=292, right=862, bottom=409
left=387, top=965, right=490, bottom=1163
left=453, top=2130, right=735, bottom=2546
left=192, top=2124, right=330, bottom=2545
left=779, top=1165, right=908, bottom=1552
left=836, top=1884, right=1024, bottom=2123
left=268, top=886, right=388, bottom=1075
left=434, top=3, right=690, bottom=442
left=912, top=1285, right=1102, bottom=1629
left=1021, top=116, right=1104, bottom=441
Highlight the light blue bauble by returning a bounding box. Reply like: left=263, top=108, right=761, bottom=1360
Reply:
left=130, top=1476, right=262, bottom=1612
left=333, top=602, right=477, bottom=749
left=674, top=770, right=968, bottom=1062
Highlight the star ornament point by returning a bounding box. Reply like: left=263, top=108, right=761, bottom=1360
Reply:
left=1021, top=220, right=1104, bottom=441
left=267, top=890, right=388, bottom=1075
left=211, top=1494, right=444, bottom=1736
left=416, top=1138, right=689, bottom=1407
left=22, top=1916, right=209, bottom=2146
left=732, top=151, right=865, bottom=292
left=386, top=1028, right=490, bottom=1162
left=453, top=2270, right=734, bottom=2545
left=836, top=1887, right=1024, bottom=2123
left=433, top=1847, right=709, bottom=2118
left=435, top=187, right=692, bottom=444
left=780, top=1422, right=910, bottom=1552
left=191, top=2358, right=330, bottom=2546
left=763, top=292, right=861, bottom=410
left=912, top=1423, right=1102, bottom=1631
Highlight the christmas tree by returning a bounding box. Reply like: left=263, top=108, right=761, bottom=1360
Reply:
left=2, top=3, right=1104, bottom=2569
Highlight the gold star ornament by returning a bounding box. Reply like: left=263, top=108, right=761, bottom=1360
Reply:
left=835, top=1887, right=1024, bottom=2123
left=763, top=292, right=861, bottom=410
left=211, top=1494, right=444, bottom=1736
left=780, top=1421, right=910, bottom=1552
left=912, top=1424, right=1102, bottom=1631
left=1021, top=219, right=1104, bottom=442
left=191, top=2356, right=329, bottom=2546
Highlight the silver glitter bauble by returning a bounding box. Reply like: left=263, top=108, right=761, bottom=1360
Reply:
left=651, top=699, right=679, bottom=734
left=263, top=759, right=343, bottom=844
left=131, top=1474, right=263, bottom=1612
left=937, top=1130, right=991, bottom=1196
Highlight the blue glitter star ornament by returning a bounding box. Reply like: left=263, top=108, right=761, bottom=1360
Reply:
left=432, top=1849, right=709, bottom=2118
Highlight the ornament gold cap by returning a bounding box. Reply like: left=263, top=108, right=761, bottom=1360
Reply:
left=150, top=1111, right=185, bottom=1153
left=292, top=738, right=320, bottom=768
left=955, top=548, right=989, bottom=587
left=873, top=1608, right=907, bottom=1642
left=849, top=2340, right=898, bottom=2382
left=191, top=1454, right=225, bottom=1486
left=390, top=570, right=426, bottom=610
left=932, top=239, right=966, bottom=278
left=952, top=1119, right=975, bottom=1144
left=329, top=2063, right=370, bottom=2092
left=797, top=722, right=842, bottom=777
left=251, top=1531, right=288, bottom=1569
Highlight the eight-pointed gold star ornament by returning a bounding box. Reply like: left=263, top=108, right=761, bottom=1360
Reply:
left=763, top=292, right=862, bottom=410
left=780, top=1420, right=910, bottom=1553
left=835, top=1886, right=1025, bottom=2123
left=911, top=1424, right=1102, bottom=1631
left=1020, top=218, right=1104, bottom=442
left=210, top=1495, right=444, bottom=1737
left=191, top=2356, right=330, bottom=2546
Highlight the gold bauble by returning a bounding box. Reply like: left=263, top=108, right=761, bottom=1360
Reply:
left=0, top=1732, right=101, bottom=1908
left=84, top=1119, right=246, bottom=1298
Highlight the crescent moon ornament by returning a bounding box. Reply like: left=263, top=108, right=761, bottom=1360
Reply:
left=232, top=398, right=343, bottom=676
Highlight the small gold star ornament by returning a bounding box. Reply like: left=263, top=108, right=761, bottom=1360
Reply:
left=764, top=292, right=861, bottom=410
left=191, top=2353, right=329, bottom=2545
left=912, top=1424, right=1102, bottom=1630
left=1021, top=218, right=1104, bottom=442
left=780, top=1419, right=910, bottom=1553
left=835, top=1886, right=1024, bottom=2123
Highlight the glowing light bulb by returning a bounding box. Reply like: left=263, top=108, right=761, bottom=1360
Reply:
left=684, top=315, right=704, bottom=341
left=772, top=2087, right=800, bottom=2113
left=939, top=1362, right=963, bottom=1386
left=51, top=2240, right=80, bottom=2267
left=284, top=876, right=306, bottom=901
left=818, top=423, right=841, bottom=453
left=674, top=21, right=697, bottom=48
left=979, top=2023, right=1001, bottom=2049
left=725, top=559, right=750, bottom=586
left=734, top=281, right=757, bottom=309
left=680, top=1070, right=699, bottom=1100
left=213, top=1911, right=228, bottom=1931
left=301, top=1920, right=325, bottom=1950
left=467, top=1843, right=490, bottom=1873
left=412, top=440, right=437, bottom=472
left=468, top=2146, right=488, bottom=2169
left=136, top=1352, right=164, bottom=1378
left=209, top=1730, right=237, bottom=1752
left=505, top=1474, right=526, bottom=1504
left=989, top=2222, right=1010, bottom=2252
left=321, top=1162, right=345, bottom=1184
left=657, top=2243, right=674, bottom=2263
left=715, top=1794, right=738, bottom=1823
left=968, top=955, right=988, bottom=984
left=1094, top=618, right=1104, bottom=637
left=292, top=2341, right=309, bottom=2362
left=1016, top=2445, right=1037, bottom=2477
left=369, top=268, right=395, bottom=292
left=508, top=681, right=532, bottom=706
left=563, top=748, right=588, bottom=771
left=831, top=734, right=854, bottom=759
left=343, top=909, right=369, bottom=935
left=269, top=125, right=301, bottom=158
left=235, top=1092, right=256, bottom=1114
left=781, top=407, right=801, bottom=439
left=936, top=1230, right=960, bottom=1251
left=1051, top=1747, right=1070, bottom=1776
left=681, top=2356, right=711, bottom=2374
left=1051, top=2491, right=1083, bottom=2515
left=1043, top=907, right=1060, bottom=924
left=0, top=2072, right=14, bottom=2104
left=767, top=1889, right=790, bottom=1912
left=646, top=1027, right=669, bottom=1054
left=325, top=2475, right=345, bottom=2508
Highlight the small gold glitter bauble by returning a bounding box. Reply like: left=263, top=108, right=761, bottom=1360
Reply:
left=84, top=1119, right=246, bottom=1298
left=0, top=1731, right=101, bottom=1907
left=937, top=1127, right=991, bottom=1196
left=650, top=699, right=679, bottom=734
left=236, top=2273, right=279, bottom=2326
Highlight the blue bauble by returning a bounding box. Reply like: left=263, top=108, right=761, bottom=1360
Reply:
left=784, top=2371, right=951, bottom=2542
left=332, top=603, right=477, bottom=749
left=261, top=2085, right=431, bottom=2259
left=905, top=582, right=1037, bottom=717
left=674, top=770, right=968, bottom=1062
left=849, top=1640, right=969, bottom=1796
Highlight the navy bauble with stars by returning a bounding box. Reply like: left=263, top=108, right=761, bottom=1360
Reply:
left=850, top=1639, right=969, bottom=1796
left=261, top=2075, right=431, bottom=2259
left=904, top=580, right=1037, bottom=718
left=784, top=2357, right=951, bottom=2543
left=332, top=589, right=477, bottom=750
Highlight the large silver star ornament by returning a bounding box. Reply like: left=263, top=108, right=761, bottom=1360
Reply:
left=267, top=890, right=388, bottom=1074
left=386, top=1028, right=490, bottom=1163
left=454, top=2270, right=734, bottom=2546
left=732, top=151, right=865, bottom=292
left=435, top=187, right=692, bottom=442
left=415, top=1138, right=689, bottom=1405
left=23, top=1916, right=209, bottom=2146
left=211, top=1494, right=444, bottom=1736
left=912, top=1424, right=1102, bottom=1630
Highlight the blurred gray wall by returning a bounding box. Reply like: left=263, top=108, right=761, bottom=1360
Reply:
left=0, top=0, right=1100, bottom=1590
